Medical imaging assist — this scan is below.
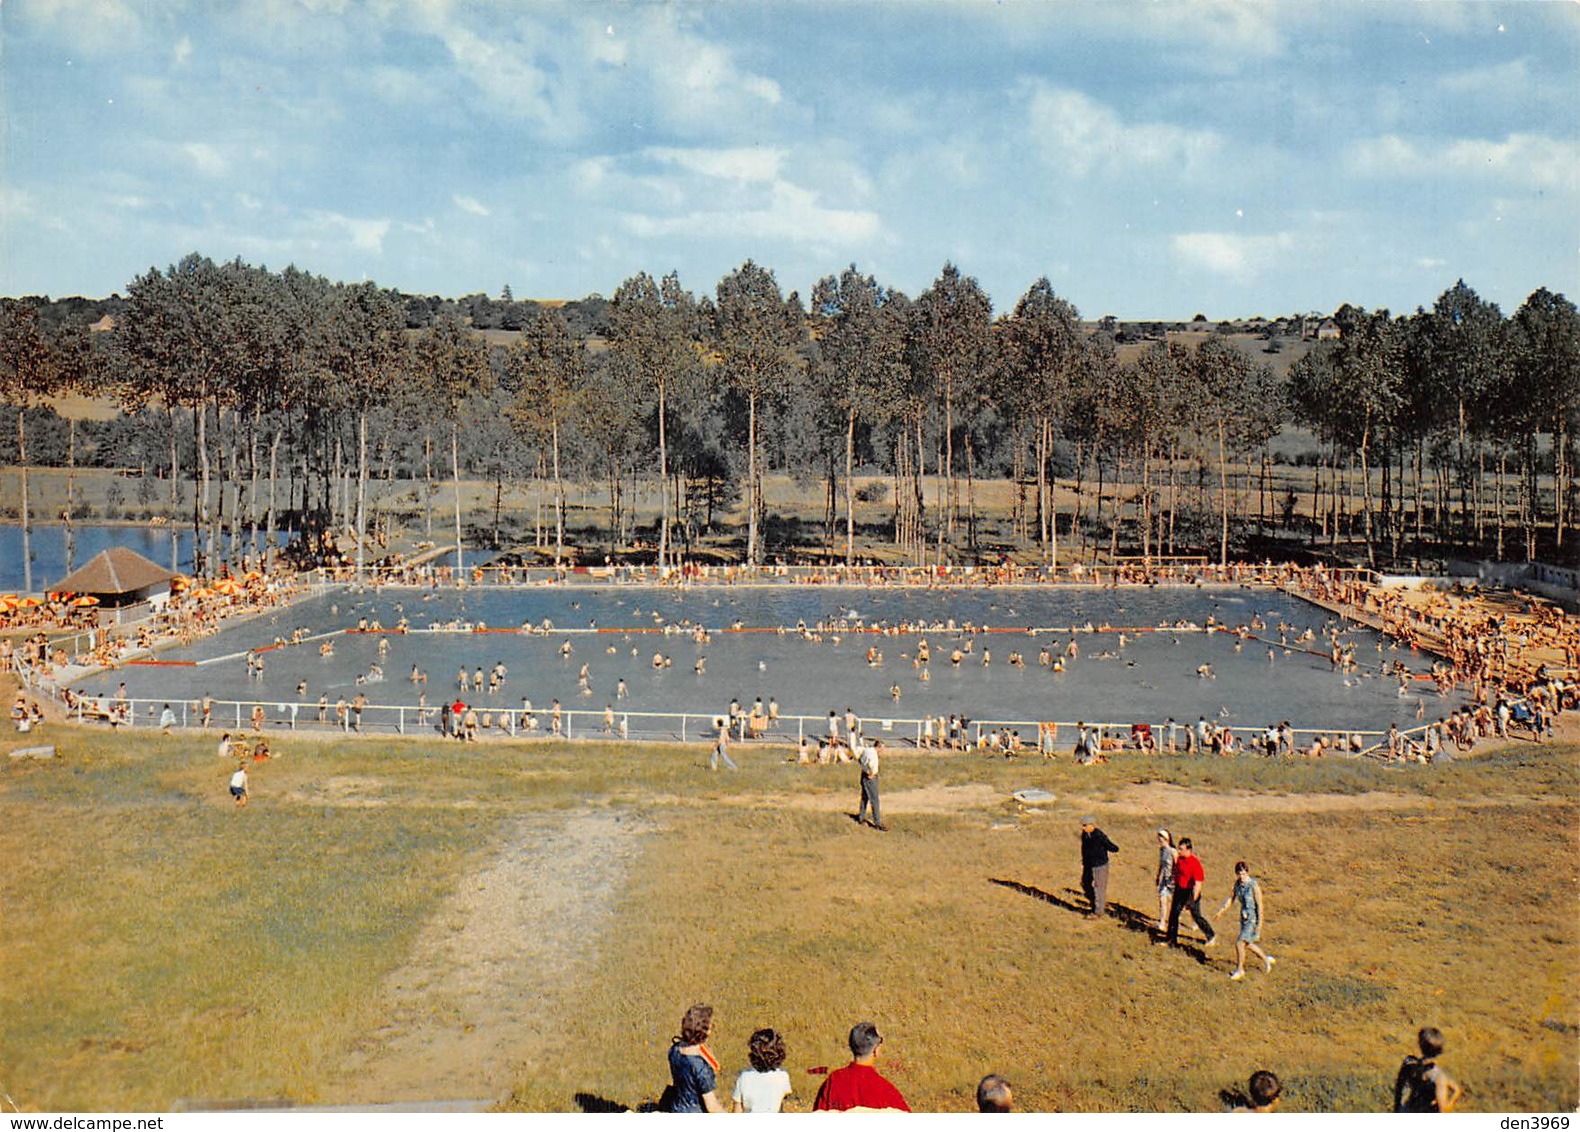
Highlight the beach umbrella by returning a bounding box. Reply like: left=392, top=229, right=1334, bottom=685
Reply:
left=0, top=595, right=18, bottom=610
left=18, top=596, right=43, bottom=608
left=71, top=595, right=101, bottom=607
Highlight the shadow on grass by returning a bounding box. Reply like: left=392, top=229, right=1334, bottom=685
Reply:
left=988, top=877, right=1212, bottom=963
left=574, top=1092, right=634, bottom=1113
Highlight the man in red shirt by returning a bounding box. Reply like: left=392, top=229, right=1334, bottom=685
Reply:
left=812, top=1022, right=910, bottom=1112
left=1163, top=837, right=1217, bottom=948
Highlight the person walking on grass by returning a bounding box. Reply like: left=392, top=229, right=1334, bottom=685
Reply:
left=1214, top=860, right=1274, bottom=980
left=1155, top=829, right=1178, bottom=932
left=229, top=762, right=249, bottom=808
left=856, top=738, right=887, bottom=831
left=1162, top=837, right=1217, bottom=948
left=1079, top=816, right=1119, bottom=918
left=710, top=718, right=739, bottom=770
left=1393, top=1027, right=1463, bottom=1112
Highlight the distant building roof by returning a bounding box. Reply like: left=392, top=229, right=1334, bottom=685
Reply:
left=89, top=315, right=117, bottom=332
left=53, top=546, right=176, bottom=596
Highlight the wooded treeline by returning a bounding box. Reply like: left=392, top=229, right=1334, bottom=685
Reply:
left=1, top=253, right=1577, bottom=574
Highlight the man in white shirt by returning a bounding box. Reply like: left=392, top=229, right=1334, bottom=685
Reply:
left=856, top=739, right=888, bottom=831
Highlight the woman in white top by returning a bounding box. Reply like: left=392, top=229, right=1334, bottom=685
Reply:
left=732, top=1027, right=792, bottom=1113
left=1154, top=829, right=1177, bottom=933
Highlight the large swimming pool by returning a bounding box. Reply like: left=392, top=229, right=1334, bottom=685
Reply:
left=78, top=583, right=1460, bottom=745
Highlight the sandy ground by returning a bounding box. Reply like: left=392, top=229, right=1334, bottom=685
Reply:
left=778, top=779, right=1423, bottom=817
left=333, top=810, right=650, bottom=1105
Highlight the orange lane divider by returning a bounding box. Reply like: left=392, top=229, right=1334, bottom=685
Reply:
left=397, top=623, right=1235, bottom=636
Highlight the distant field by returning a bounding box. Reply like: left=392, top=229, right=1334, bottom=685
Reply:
left=1, top=697, right=1574, bottom=1113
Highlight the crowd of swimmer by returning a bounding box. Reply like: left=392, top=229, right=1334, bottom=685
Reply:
left=11, top=553, right=1576, bottom=757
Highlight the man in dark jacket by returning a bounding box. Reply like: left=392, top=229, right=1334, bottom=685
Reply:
left=1080, top=816, right=1120, bottom=918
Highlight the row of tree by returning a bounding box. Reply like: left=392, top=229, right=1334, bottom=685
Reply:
left=2, top=253, right=1577, bottom=585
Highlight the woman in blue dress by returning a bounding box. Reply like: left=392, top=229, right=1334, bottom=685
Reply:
left=1214, top=860, right=1275, bottom=980
left=666, top=1003, right=725, bottom=1112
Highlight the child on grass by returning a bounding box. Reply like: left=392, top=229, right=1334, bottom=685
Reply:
left=1393, top=1027, right=1463, bottom=1112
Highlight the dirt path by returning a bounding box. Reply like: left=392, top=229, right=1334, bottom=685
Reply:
left=333, top=809, right=649, bottom=1105
left=778, top=776, right=1570, bottom=819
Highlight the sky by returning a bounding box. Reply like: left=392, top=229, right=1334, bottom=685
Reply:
left=2, top=0, right=1576, bottom=320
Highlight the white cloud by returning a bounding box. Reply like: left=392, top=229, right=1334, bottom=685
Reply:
left=1024, top=84, right=1223, bottom=178
left=624, top=9, right=787, bottom=133
left=621, top=179, right=880, bottom=246
left=452, top=194, right=490, bottom=217
left=984, top=1, right=1289, bottom=73
left=0, top=187, right=70, bottom=233
left=403, top=4, right=569, bottom=132
left=645, top=147, right=784, bottom=184
left=1438, top=58, right=1530, bottom=96
left=309, top=210, right=392, bottom=253
left=13, top=0, right=143, bottom=55
left=366, top=65, right=436, bottom=106
left=1350, top=132, right=1580, bottom=190
left=172, top=35, right=193, bottom=66
left=1172, top=231, right=1298, bottom=282
left=182, top=142, right=228, bottom=177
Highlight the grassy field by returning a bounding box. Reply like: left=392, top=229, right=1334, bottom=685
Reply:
left=1, top=698, right=1575, bottom=1113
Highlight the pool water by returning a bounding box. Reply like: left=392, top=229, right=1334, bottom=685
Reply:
left=82, top=584, right=1462, bottom=740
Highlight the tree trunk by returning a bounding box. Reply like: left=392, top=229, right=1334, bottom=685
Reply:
left=746, top=391, right=759, bottom=565
left=196, top=402, right=212, bottom=574
left=965, top=433, right=977, bottom=551
left=17, top=409, right=31, bottom=593
left=657, top=379, right=669, bottom=569
left=65, top=416, right=77, bottom=574
left=451, top=422, right=465, bottom=572
left=1141, top=445, right=1152, bottom=563
left=1360, top=424, right=1377, bottom=569
left=1035, top=416, right=1049, bottom=557
left=944, top=372, right=955, bottom=538
left=266, top=427, right=281, bottom=565
left=1216, top=419, right=1229, bottom=566
left=247, top=407, right=261, bottom=560
left=423, top=428, right=434, bottom=541
left=553, top=418, right=564, bottom=566
left=1496, top=449, right=1506, bottom=560
left=355, top=410, right=368, bottom=578
left=1475, top=448, right=1486, bottom=547
left=1167, top=439, right=1180, bottom=556
left=167, top=407, right=180, bottom=509
left=845, top=405, right=856, bottom=566
left=1555, top=416, right=1568, bottom=550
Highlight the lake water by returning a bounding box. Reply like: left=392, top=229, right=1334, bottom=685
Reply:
left=0, top=524, right=293, bottom=593
left=78, top=583, right=1461, bottom=743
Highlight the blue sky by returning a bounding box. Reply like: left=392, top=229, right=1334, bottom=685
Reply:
left=2, top=0, right=1576, bottom=319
